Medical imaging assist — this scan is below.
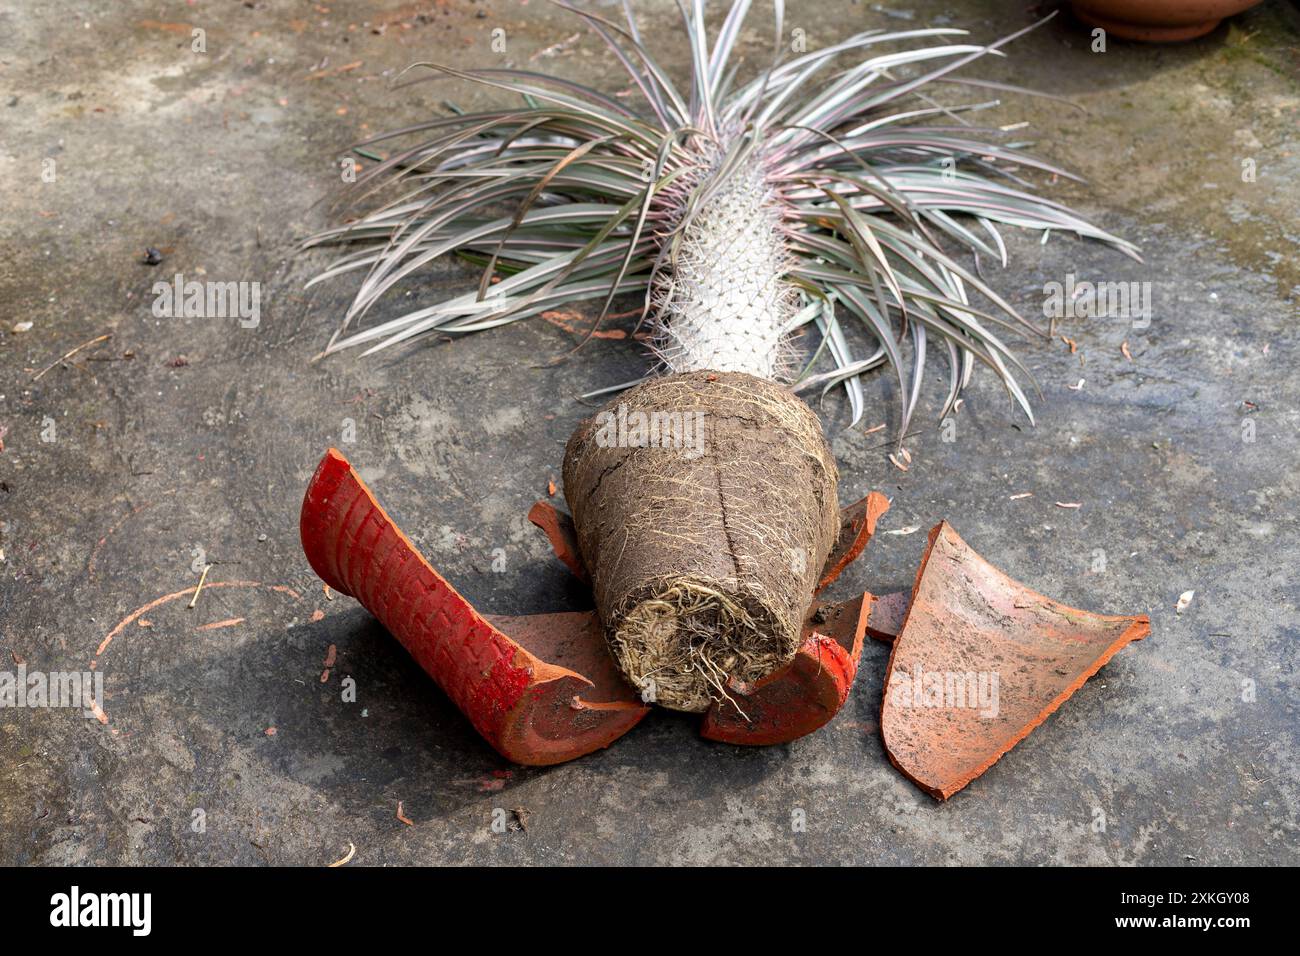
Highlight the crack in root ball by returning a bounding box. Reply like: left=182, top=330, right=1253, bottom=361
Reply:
left=612, top=579, right=794, bottom=713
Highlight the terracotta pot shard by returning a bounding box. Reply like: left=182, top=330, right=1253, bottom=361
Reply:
left=880, top=521, right=1150, bottom=800
left=699, top=594, right=870, bottom=746
left=300, top=449, right=648, bottom=766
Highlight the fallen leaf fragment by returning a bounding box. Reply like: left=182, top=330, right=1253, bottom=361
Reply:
left=323, top=643, right=337, bottom=667
left=96, top=580, right=302, bottom=659
left=1121, top=340, right=1133, bottom=362
left=1067, top=378, right=1085, bottom=391
left=540, top=309, right=627, bottom=340
left=32, top=332, right=112, bottom=382
left=1176, top=590, right=1195, bottom=614
left=547, top=479, right=556, bottom=497
left=396, top=802, right=414, bottom=827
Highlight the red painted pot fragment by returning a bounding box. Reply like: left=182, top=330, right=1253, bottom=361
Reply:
left=880, top=522, right=1150, bottom=800
left=815, top=492, right=891, bottom=595
left=865, top=589, right=909, bottom=644
left=300, top=449, right=648, bottom=766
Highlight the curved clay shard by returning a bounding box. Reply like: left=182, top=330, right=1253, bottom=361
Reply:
left=699, top=594, right=869, bottom=746
left=301, top=449, right=648, bottom=766
left=526, top=501, right=589, bottom=585
left=881, top=522, right=1150, bottom=800
left=815, top=492, right=891, bottom=595
left=865, top=589, right=909, bottom=644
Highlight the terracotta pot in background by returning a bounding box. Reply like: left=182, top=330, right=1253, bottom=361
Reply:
left=1071, top=0, right=1265, bottom=41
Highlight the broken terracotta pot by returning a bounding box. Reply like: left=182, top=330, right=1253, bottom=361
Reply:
left=879, top=522, right=1150, bottom=800
left=525, top=500, right=588, bottom=585
left=300, top=449, right=1148, bottom=790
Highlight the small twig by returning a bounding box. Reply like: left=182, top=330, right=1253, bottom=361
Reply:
left=31, top=333, right=112, bottom=382
left=327, top=842, right=356, bottom=867
left=188, top=564, right=212, bottom=609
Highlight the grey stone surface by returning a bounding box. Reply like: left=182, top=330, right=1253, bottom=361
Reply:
left=0, top=0, right=1296, bottom=865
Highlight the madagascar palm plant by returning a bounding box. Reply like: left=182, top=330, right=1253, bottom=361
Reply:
left=305, top=1, right=1137, bottom=713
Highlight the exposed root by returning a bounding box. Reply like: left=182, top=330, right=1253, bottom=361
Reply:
left=613, top=578, right=785, bottom=713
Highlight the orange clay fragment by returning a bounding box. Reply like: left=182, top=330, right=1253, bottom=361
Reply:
left=700, top=594, right=869, bottom=746
left=881, top=522, right=1150, bottom=800
left=527, top=500, right=590, bottom=585
left=815, top=492, right=891, bottom=595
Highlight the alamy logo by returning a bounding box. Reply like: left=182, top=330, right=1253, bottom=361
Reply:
left=890, top=663, right=1000, bottom=719
left=50, top=886, right=151, bottom=936
left=151, top=273, right=261, bottom=328
left=592, top=402, right=707, bottom=459
left=1042, top=272, right=1151, bottom=329
left=0, top=665, right=103, bottom=719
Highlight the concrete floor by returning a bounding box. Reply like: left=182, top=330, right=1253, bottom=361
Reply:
left=1, top=0, right=1297, bottom=865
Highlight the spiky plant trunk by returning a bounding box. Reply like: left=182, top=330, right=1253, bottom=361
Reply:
left=651, top=151, right=795, bottom=381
